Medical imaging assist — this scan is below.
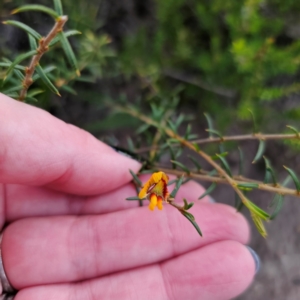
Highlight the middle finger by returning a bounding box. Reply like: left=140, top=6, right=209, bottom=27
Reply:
left=2, top=202, right=249, bottom=289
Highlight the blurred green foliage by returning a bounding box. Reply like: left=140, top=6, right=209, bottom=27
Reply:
left=1, top=0, right=300, bottom=131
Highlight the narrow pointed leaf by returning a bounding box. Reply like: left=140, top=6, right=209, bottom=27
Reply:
left=170, top=160, right=190, bottom=174
left=238, top=147, right=244, bottom=175
left=251, top=213, right=267, bottom=238
left=12, top=5, right=59, bottom=19
left=263, top=156, right=277, bottom=185
left=13, top=69, right=24, bottom=81
left=211, top=152, right=228, bottom=160
left=126, top=196, right=142, bottom=201
left=27, top=89, right=44, bottom=97
left=283, top=166, right=300, bottom=192
left=53, top=0, right=63, bottom=15
left=286, top=125, right=300, bottom=136
left=204, top=113, right=213, bottom=137
left=0, top=62, right=25, bottom=71
left=234, top=193, right=244, bottom=212
left=216, top=154, right=232, bottom=177
left=3, top=85, right=23, bottom=94
left=35, top=64, right=60, bottom=95
left=183, top=199, right=194, bottom=210
left=4, top=50, right=37, bottom=80
left=3, top=20, right=41, bottom=40
left=28, top=34, right=38, bottom=50
left=252, top=140, right=266, bottom=163
left=248, top=109, right=257, bottom=133
left=206, top=129, right=223, bottom=138
left=24, top=96, right=38, bottom=103
left=167, top=120, right=177, bottom=133
left=136, top=123, right=151, bottom=135
left=49, top=30, right=82, bottom=47
left=58, top=32, right=80, bottom=76
left=127, top=137, right=135, bottom=152
left=188, top=155, right=202, bottom=171
left=184, top=124, right=192, bottom=140
left=181, top=211, right=202, bottom=236
left=169, top=175, right=184, bottom=198
left=269, top=194, right=284, bottom=220
left=175, top=114, right=185, bottom=128
left=244, top=199, right=270, bottom=220
left=61, top=85, right=77, bottom=95
left=193, top=143, right=200, bottom=152
left=32, top=65, right=56, bottom=81
left=198, top=182, right=217, bottom=199
left=167, top=179, right=178, bottom=186
left=237, top=182, right=259, bottom=189
left=129, top=169, right=142, bottom=187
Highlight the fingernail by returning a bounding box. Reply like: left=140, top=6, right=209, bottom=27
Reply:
left=246, top=246, right=261, bottom=274
left=208, top=196, right=216, bottom=203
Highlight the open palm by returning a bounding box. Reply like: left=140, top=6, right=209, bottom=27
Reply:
left=0, top=93, right=255, bottom=300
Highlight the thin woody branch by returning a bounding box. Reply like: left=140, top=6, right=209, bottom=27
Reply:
left=134, top=133, right=300, bottom=154
left=19, top=15, right=68, bottom=101
left=158, top=167, right=300, bottom=197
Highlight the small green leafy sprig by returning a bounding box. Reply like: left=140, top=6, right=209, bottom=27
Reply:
left=127, top=171, right=203, bottom=237
left=1, top=0, right=80, bottom=101
left=112, top=102, right=300, bottom=238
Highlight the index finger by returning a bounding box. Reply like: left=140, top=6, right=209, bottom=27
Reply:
left=0, top=93, right=141, bottom=195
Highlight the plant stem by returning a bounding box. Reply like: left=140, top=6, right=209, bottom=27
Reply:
left=158, top=167, right=300, bottom=197
left=134, top=133, right=300, bottom=153
left=19, top=16, right=68, bottom=101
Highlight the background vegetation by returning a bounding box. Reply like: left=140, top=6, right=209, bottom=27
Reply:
left=1, top=0, right=300, bottom=299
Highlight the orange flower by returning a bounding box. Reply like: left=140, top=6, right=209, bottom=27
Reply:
left=139, top=171, right=169, bottom=211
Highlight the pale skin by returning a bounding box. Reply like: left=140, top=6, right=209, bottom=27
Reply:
left=0, top=93, right=255, bottom=300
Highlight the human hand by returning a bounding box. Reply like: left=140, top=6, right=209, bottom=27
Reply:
left=0, top=93, right=257, bottom=300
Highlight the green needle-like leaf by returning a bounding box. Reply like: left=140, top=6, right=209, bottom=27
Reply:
left=170, top=176, right=184, bottom=198
left=58, top=32, right=80, bottom=76
left=126, top=196, right=143, bottom=201
left=248, top=109, right=257, bottom=133
left=53, top=0, right=63, bottom=15
left=49, top=30, right=82, bottom=47
left=129, top=169, right=142, bottom=187
left=286, top=125, right=300, bottom=136
left=29, top=34, right=38, bottom=50
left=0, top=62, right=25, bottom=71
left=136, top=123, right=150, bottom=134
left=170, top=160, right=190, bottom=174
left=252, top=140, right=266, bottom=163
left=193, top=143, right=200, bottom=152
left=198, top=182, right=217, bottom=199
left=181, top=211, right=202, bottom=237
left=12, top=5, right=59, bottom=19
left=263, top=156, right=277, bottom=185
left=216, top=154, right=232, bottom=177
left=27, top=88, right=44, bottom=97
left=238, top=147, right=244, bottom=175
left=251, top=213, right=267, bottom=238
left=188, top=155, right=202, bottom=171
left=4, top=50, right=37, bottom=80
left=283, top=166, right=300, bottom=192
left=35, top=64, right=60, bottom=96
left=3, top=85, right=23, bottom=94
left=237, top=182, right=259, bottom=189
left=32, top=65, right=56, bottom=81
left=204, top=112, right=214, bottom=137
left=269, top=194, right=284, bottom=220
left=244, top=199, right=270, bottom=220
left=205, top=129, right=223, bottom=139
left=3, top=20, right=41, bottom=40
